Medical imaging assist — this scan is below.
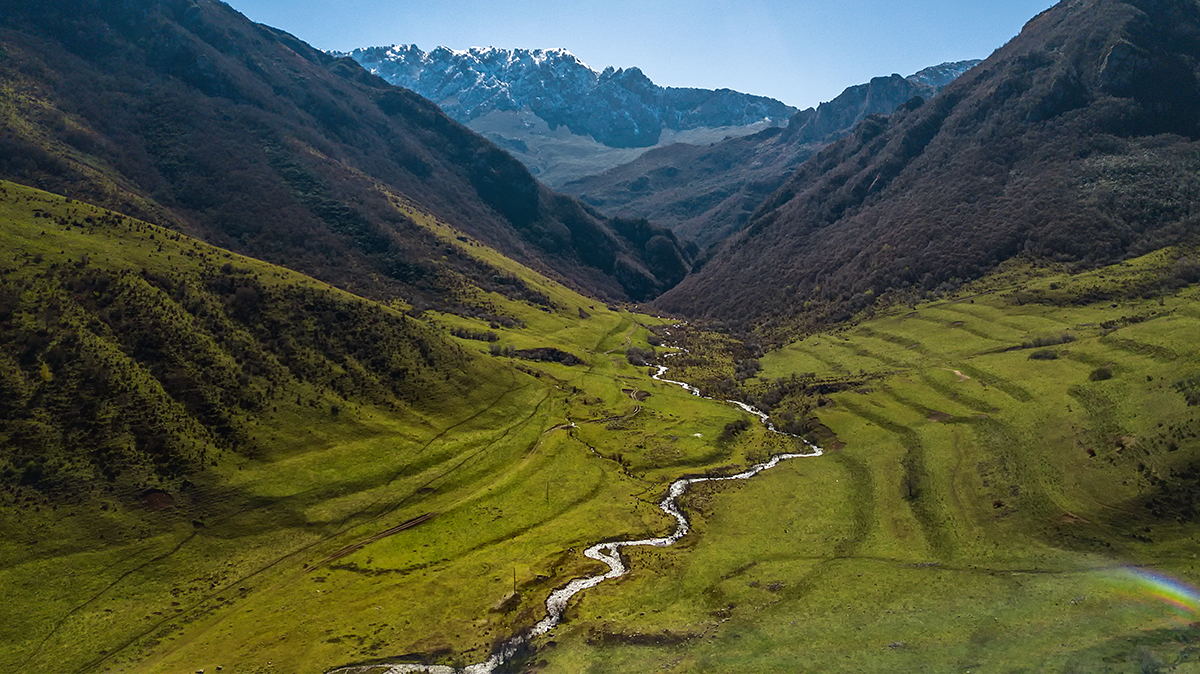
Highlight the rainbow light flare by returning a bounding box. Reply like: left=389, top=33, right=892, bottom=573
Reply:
left=1111, top=567, right=1200, bottom=619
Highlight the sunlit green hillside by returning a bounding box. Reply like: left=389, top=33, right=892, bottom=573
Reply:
left=0, top=181, right=799, bottom=674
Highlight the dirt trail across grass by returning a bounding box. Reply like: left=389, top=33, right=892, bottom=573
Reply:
left=312, top=513, right=437, bottom=568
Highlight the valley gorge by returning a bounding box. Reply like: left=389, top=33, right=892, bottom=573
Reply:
left=4, top=1, right=1200, bottom=673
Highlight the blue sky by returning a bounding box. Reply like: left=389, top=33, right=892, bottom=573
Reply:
left=227, top=0, right=1057, bottom=109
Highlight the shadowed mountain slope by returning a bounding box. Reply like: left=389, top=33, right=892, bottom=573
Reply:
left=0, top=0, right=692, bottom=304
left=656, top=0, right=1200, bottom=334
left=561, top=62, right=979, bottom=247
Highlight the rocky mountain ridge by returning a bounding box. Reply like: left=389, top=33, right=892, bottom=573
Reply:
left=789, top=61, right=981, bottom=145
left=342, top=44, right=798, bottom=149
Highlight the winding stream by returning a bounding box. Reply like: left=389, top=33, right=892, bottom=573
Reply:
left=329, top=350, right=823, bottom=674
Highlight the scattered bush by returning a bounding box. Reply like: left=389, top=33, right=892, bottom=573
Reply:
left=718, top=419, right=752, bottom=443
left=1174, top=378, right=1200, bottom=406
left=489, top=344, right=584, bottom=365
left=734, top=358, right=762, bottom=381
left=1090, top=366, right=1114, bottom=381
left=769, top=411, right=813, bottom=436
left=1169, top=256, right=1200, bottom=287
left=1021, top=333, right=1076, bottom=349
left=451, top=327, right=499, bottom=342
left=1029, top=349, right=1059, bottom=360
left=625, top=346, right=656, bottom=367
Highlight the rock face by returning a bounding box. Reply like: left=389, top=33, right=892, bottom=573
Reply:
left=559, top=61, right=980, bottom=247
left=655, top=0, right=1200, bottom=333
left=342, top=45, right=797, bottom=149
left=788, top=62, right=981, bottom=145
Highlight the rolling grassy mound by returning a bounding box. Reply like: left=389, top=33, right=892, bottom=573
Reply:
left=0, top=180, right=483, bottom=497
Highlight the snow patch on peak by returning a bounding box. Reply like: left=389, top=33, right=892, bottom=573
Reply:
left=907, top=59, right=983, bottom=88
left=387, top=44, right=422, bottom=56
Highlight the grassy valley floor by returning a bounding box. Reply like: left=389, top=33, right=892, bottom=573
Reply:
left=526, top=254, right=1200, bottom=674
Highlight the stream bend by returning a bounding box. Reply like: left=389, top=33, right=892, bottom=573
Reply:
left=329, top=353, right=823, bottom=674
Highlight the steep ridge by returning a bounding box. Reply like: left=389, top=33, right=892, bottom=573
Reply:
left=657, top=0, right=1200, bottom=333
left=561, top=61, right=979, bottom=247
left=344, top=45, right=797, bottom=150
left=0, top=0, right=692, bottom=303
left=0, top=178, right=489, bottom=510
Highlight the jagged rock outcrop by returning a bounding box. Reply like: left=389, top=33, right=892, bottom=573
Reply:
left=787, top=62, right=980, bottom=145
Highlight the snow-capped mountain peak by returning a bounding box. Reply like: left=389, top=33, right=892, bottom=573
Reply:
left=341, top=44, right=797, bottom=148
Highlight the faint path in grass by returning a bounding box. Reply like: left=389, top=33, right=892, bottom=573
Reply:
left=739, top=451, right=873, bottom=617
left=312, top=513, right=437, bottom=567
left=21, top=531, right=201, bottom=672
left=376, top=478, right=611, bottom=582
left=599, top=318, right=636, bottom=355
left=764, top=552, right=1128, bottom=577
left=949, top=428, right=968, bottom=521
left=53, top=370, right=536, bottom=674
left=954, top=363, right=1034, bottom=402
left=856, top=327, right=928, bottom=353
left=920, top=370, right=995, bottom=414
left=1100, top=335, right=1180, bottom=362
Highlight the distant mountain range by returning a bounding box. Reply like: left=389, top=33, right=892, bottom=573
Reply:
left=561, top=61, right=981, bottom=246
left=343, top=43, right=979, bottom=229
left=342, top=45, right=798, bottom=149
left=341, top=45, right=799, bottom=186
